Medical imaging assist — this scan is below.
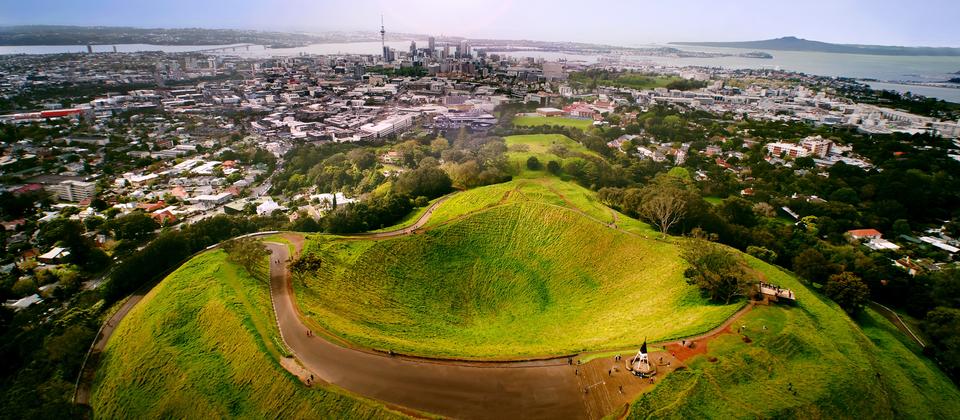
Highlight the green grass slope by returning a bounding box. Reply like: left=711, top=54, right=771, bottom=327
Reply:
left=628, top=256, right=960, bottom=419
left=296, top=189, right=740, bottom=358
left=91, top=250, right=402, bottom=419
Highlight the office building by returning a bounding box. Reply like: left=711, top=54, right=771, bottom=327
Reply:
left=48, top=180, right=96, bottom=202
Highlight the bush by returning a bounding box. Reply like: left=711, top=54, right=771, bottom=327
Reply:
left=746, top=246, right=778, bottom=263
left=546, top=160, right=561, bottom=174
left=526, top=156, right=542, bottom=170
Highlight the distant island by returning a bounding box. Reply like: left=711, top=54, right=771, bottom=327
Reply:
left=0, top=25, right=426, bottom=47
left=671, top=36, right=960, bottom=56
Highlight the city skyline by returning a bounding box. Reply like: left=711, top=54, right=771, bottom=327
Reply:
left=2, top=0, right=959, bottom=48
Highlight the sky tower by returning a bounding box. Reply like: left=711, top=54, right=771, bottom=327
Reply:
left=380, top=15, right=392, bottom=62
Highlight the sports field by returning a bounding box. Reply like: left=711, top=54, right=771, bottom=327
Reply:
left=512, top=115, right=595, bottom=129
left=91, top=250, right=402, bottom=419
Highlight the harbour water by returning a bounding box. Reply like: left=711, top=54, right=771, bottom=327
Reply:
left=2, top=41, right=958, bottom=102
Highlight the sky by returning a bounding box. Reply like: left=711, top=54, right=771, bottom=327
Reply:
left=2, top=0, right=958, bottom=47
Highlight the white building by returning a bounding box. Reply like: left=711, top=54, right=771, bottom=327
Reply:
left=799, top=136, right=834, bottom=158
left=360, top=114, right=414, bottom=138
left=766, top=142, right=809, bottom=158
left=48, top=180, right=96, bottom=202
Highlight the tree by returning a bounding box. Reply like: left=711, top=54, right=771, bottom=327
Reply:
left=891, top=219, right=911, bottom=237
left=752, top=202, right=776, bottom=218
left=104, top=213, right=159, bottom=241
left=526, top=156, right=542, bottom=170
left=347, top=148, right=377, bottom=170
left=923, top=307, right=960, bottom=379
left=392, top=166, right=453, bottom=199
left=794, top=156, right=815, bottom=168
left=682, top=240, right=758, bottom=304
left=222, top=238, right=271, bottom=280
left=37, top=219, right=84, bottom=248
left=792, top=248, right=835, bottom=284
left=290, top=253, right=323, bottom=279
left=746, top=245, right=778, bottom=263
left=824, top=272, right=870, bottom=315
left=546, top=160, right=561, bottom=175
left=642, top=193, right=686, bottom=236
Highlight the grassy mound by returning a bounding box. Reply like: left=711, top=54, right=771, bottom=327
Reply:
left=296, top=181, right=742, bottom=358
left=91, top=250, right=401, bottom=419
left=627, top=257, right=960, bottom=418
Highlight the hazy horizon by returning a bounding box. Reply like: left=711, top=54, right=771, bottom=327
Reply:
left=1, top=0, right=959, bottom=48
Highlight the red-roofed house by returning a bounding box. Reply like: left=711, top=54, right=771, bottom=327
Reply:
left=12, top=184, right=44, bottom=196
left=847, top=229, right=882, bottom=240
left=151, top=211, right=178, bottom=225
left=139, top=201, right=166, bottom=212
left=169, top=186, right=188, bottom=200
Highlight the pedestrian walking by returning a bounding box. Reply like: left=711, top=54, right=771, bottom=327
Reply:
left=575, top=368, right=579, bottom=376
left=618, top=385, right=624, bottom=394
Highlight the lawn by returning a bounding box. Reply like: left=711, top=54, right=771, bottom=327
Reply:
left=91, top=250, right=403, bottom=419
left=512, top=115, right=594, bottom=129
left=627, top=256, right=960, bottom=418
left=703, top=196, right=725, bottom=206
left=504, top=133, right=600, bottom=178
left=295, top=181, right=737, bottom=359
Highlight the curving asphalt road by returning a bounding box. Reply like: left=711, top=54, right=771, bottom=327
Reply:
left=267, top=241, right=591, bottom=419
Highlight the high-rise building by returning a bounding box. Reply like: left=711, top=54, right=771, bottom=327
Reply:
left=48, top=180, right=96, bottom=202
left=543, top=62, right=565, bottom=81
left=460, top=40, right=471, bottom=58
left=443, top=43, right=450, bottom=59
left=410, top=40, right=417, bottom=57
left=86, top=45, right=93, bottom=54
left=427, top=36, right=435, bottom=56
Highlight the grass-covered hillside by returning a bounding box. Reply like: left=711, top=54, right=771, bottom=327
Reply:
left=295, top=177, right=743, bottom=358
left=628, top=256, right=960, bottom=418
left=91, top=250, right=402, bottom=419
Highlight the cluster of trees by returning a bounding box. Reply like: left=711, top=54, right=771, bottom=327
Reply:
left=682, top=238, right=759, bottom=304
left=568, top=70, right=708, bottom=92
left=271, top=142, right=376, bottom=196
left=222, top=238, right=272, bottom=280
left=321, top=166, right=453, bottom=234
left=101, top=215, right=285, bottom=302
